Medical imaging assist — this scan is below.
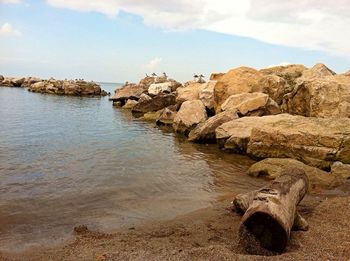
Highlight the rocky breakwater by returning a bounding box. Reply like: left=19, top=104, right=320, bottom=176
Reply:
left=112, top=64, right=350, bottom=191
left=1, top=75, right=107, bottom=96
left=29, top=78, right=107, bottom=96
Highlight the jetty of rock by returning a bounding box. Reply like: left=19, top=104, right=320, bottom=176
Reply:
left=0, top=76, right=107, bottom=96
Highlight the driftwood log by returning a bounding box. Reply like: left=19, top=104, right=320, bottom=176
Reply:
left=234, top=168, right=309, bottom=253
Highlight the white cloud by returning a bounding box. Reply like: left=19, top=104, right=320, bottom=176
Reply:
left=0, top=0, right=21, bottom=3
left=0, top=23, right=21, bottom=36
left=144, top=57, right=162, bottom=71
left=46, top=0, right=350, bottom=56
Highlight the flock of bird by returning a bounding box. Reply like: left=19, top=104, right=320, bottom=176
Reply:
left=145, top=73, right=205, bottom=82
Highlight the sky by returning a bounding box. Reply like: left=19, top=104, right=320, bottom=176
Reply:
left=0, top=0, right=350, bottom=83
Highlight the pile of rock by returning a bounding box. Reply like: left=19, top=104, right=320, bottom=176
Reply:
left=114, top=63, right=350, bottom=191
left=29, top=79, right=107, bottom=96
left=0, top=75, right=107, bottom=96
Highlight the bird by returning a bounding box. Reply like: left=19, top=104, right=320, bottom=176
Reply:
left=151, top=73, right=157, bottom=77
left=146, top=73, right=149, bottom=77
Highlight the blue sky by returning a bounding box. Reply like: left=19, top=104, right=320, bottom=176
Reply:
left=1, top=0, right=349, bottom=82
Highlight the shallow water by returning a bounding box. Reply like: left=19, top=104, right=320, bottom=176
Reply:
left=0, top=83, right=263, bottom=252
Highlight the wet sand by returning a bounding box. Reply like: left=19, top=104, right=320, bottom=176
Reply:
left=2, top=193, right=350, bottom=261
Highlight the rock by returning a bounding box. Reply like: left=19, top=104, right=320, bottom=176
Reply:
left=29, top=79, right=105, bottom=96
left=173, top=100, right=208, bottom=135
left=111, top=83, right=145, bottom=103
left=216, top=114, right=350, bottom=169
left=22, top=77, right=42, bottom=87
left=210, top=73, right=224, bottom=81
left=139, top=76, right=155, bottom=88
left=148, top=82, right=172, bottom=96
left=30, top=81, right=49, bottom=92
left=300, top=63, right=336, bottom=80
left=284, top=75, right=350, bottom=118
left=221, top=92, right=280, bottom=116
left=331, top=162, right=350, bottom=179
left=260, top=64, right=307, bottom=85
left=199, top=81, right=216, bottom=110
left=132, top=93, right=176, bottom=113
left=248, top=158, right=344, bottom=192
left=213, top=67, right=264, bottom=113
left=343, top=70, right=350, bottom=77
left=123, top=99, right=138, bottom=109
left=188, top=110, right=238, bottom=142
left=141, top=110, right=163, bottom=121
left=258, top=75, right=289, bottom=105
left=176, top=82, right=204, bottom=104
left=11, top=77, right=25, bottom=87
left=157, top=107, right=177, bottom=125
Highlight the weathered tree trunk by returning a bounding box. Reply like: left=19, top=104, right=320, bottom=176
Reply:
left=236, top=168, right=308, bottom=253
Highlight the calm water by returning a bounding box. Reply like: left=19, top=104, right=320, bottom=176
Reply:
left=0, top=83, right=261, bottom=252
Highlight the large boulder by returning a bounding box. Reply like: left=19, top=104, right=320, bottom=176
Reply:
left=284, top=75, right=350, bottom=118
left=300, top=63, right=336, bottom=80
left=22, top=77, right=42, bottom=87
left=213, top=67, right=264, bottom=113
left=176, top=82, right=204, bottom=104
left=331, top=162, right=350, bottom=179
left=148, top=82, right=172, bottom=96
left=216, top=114, right=350, bottom=169
left=29, top=81, right=51, bottom=93
left=221, top=92, right=280, bottom=116
left=173, top=100, right=208, bottom=135
left=132, top=93, right=176, bottom=113
left=210, top=73, right=224, bottom=81
left=199, top=81, right=216, bottom=110
left=111, top=84, right=145, bottom=103
left=139, top=76, right=155, bottom=88
left=123, top=99, right=138, bottom=109
left=188, top=110, right=238, bottom=142
left=260, top=64, right=307, bottom=85
left=156, top=107, right=177, bottom=125
left=248, top=158, right=344, bottom=192
left=258, top=75, right=289, bottom=105
left=11, top=77, right=25, bottom=87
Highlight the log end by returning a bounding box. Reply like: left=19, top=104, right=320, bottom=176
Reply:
left=241, top=211, right=288, bottom=253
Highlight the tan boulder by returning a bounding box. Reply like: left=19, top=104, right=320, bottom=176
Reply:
left=29, top=81, right=48, bottom=92
left=111, top=83, right=145, bottom=103
left=216, top=114, right=350, bottom=169
left=176, top=82, right=205, bottom=104
left=199, top=81, right=216, bottom=110
left=132, top=93, right=176, bottom=113
left=221, top=92, right=280, bottom=116
left=140, top=110, right=163, bottom=122
left=248, top=158, right=344, bottom=192
left=260, top=64, right=307, bottom=85
left=213, top=67, right=264, bottom=113
left=123, top=99, right=138, bottom=109
left=139, top=76, right=155, bottom=88
left=148, top=82, right=172, bottom=95
left=259, top=75, right=289, bottom=105
left=331, top=162, right=350, bottom=179
left=210, top=73, right=224, bottom=81
left=300, top=63, right=336, bottom=80
left=343, top=70, right=350, bottom=76
left=173, top=100, right=208, bottom=135
left=156, top=107, right=177, bottom=125
left=188, top=110, right=238, bottom=142
left=284, top=75, right=350, bottom=118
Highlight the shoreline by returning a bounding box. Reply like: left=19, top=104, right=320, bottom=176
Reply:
left=2, top=191, right=350, bottom=260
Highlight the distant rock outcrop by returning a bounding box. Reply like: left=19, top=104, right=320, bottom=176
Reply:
left=29, top=79, right=107, bottom=96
